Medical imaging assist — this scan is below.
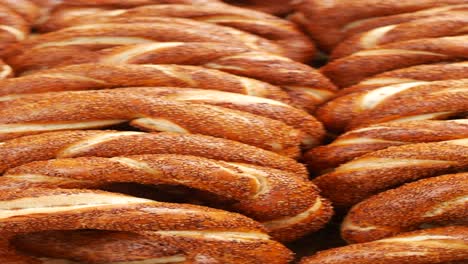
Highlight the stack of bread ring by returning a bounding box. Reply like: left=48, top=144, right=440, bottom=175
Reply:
left=0, top=0, right=466, bottom=263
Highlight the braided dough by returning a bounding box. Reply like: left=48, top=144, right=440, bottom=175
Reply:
left=305, top=120, right=468, bottom=172
left=0, top=89, right=304, bottom=156
left=39, top=3, right=314, bottom=62
left=0, top=0, right=40, bottom=23
left=0, top=130, right=308, bottom=176
left=1, top=154, right=333, bottom=241
left=300, top=226, right=468, bottom=264
left=0, top=63, right=291, bottom=102
left=316, top=79, right=468, bottom=132
left=0, top=188, right=293, bottom=263
left=338, top=61, right=468, bottom=96
left=7, top=43, right=337, bottom=112
left=342, top=173, right=468, bottom=243
left=321, top=35, right=468, bottom=87
left=1, top=87, right=326, bottom=148
left=292, top=0, right=468, bottom=51
left=314, top=138, right=468, bottom=207
left=331, top=14, right=468, bottom=59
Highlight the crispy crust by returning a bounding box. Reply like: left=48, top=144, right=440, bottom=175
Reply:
left=0, top=90, right=304, bottom=156
left=316, top=79, right=468, bottom=132
left=292, top=0, right=468, bottom=51
left=39, top=3, right=314, bottom=62
left=5, top=18, right=285, bottom=59
left=2, top=154, right=332, bottom=241
left=0, top=63, right=291, bottom=102
left=331, top=14, right=468, bottom=59
left=342, top=173, right=468, bottom=243
left=305, top=120, right=468, bottom=172
left=0, top=0, right=40, bottom=23
left=0, top=130, right=308, bottom=176
left=338, top=62, right=468, bottom=96
left=321, top=35, right=468, bottom=87
left=300, top=227, right=468, bottom=264
left=0, top=87, right=324, bottom=149
left=0, top=188, right=293, bottom=263
left=7, top=43, right=336, bottom=112
left=226, top=0, right=294, bottom=15
left=0, top=4, right=29, bottom=55
left=313, top=139, right=468, bottom=207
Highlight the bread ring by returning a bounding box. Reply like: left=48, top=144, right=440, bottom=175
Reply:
left=40, top=3, right=314, bottom=62
left=305, top=120, right=468, bottom=173
left=292, top=0, right=468, bottom=51
left=2, top=154, right=333, bottom=241
left=316, top=79, right=468, bottom=132
left=331, top=14, right=468, bottom=59
left=1, top=87, right=325, bottom=148
left=0, top=130, right=308, bottom=176
left=300, top=226, right=468, bottom=264
left=0, top=4, right=29, bottom=56
left=7, top=43, right=337, bottom=112
left=321, top=35, right=468, bottom=87
left=0, top=63, right=291, bottom=103
left=313, top=138, right=468, bottom=207
left=0, top=90, right=303, bottom=156
left=342, top=173, right=468, bottom=243
left=338, top=61, right=468, bottom=96
left=0, top=188, right=293, bottom=263
left=7, top=19, right=287, bottom=60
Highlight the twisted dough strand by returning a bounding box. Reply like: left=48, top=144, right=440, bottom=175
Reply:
left=292, top=0, right=468, bottom=51
left=0, top=130, right=308, bottom=176
left=300, top=226, right=468, bottom=264
left=0, top=63, right=291, bottom=102
left=0, top=90, right=303, bottom=156
left=314, top=138, right=468, bottom=207
left=316, top=79, right=468, bottom=132
left=1, top=154, right=333, bottom=241
left=305, top=120, right=468, bottom=172
left=0, top=188, right=293, bottom=263
left=338, top=61, right=468, bottom=96
left=7, top=43, right=337, bottom=112
left=342, top=173, right=468, bottom=243
left=331, top=14, right=468, bottom=59
left=0, top=4, right=29, bottom=56
left=0, top=59, right=12, bottom=79
left=39, top=3, right=314, bottom=62
left=321, top=35, right=468, bottom=87
left=0, top=87, right=325, bottom=148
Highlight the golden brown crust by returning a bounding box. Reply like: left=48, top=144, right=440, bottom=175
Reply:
left=313, top=139, right=468, bottom=207
left=0, top=188, right=293, bottom=263
left=7, top=43, right=336, bottom=112
left=300, top=227, right=468, bottom=264
left=321, top=35, right=468, bottom=87
left=305, top=120, right=468, bottom=172
left=338, top=62, right=468, bottom=96
left=316, top=79, right=468, bottom=132
left=0, top=130, right=308, bottom=176
left=0, top=4, right=29, bottom=56
left=292, top=0, right=468, bottom=51
left=2, top=154, right=332, bottom=241
left=331, top=14, right=468, bottom=59
left=0, top=0, right=40, bottom=23
left=1, top=87, right=325, bottom=149
left=6, top=18, right=287, bottom=60
left=0, top=89, right=303, bottom=156
left=342, top=173, right=468, bottom=243
left=39, top=3, right=314, bottom=62
left=0, top=63, right=291, bottom=102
